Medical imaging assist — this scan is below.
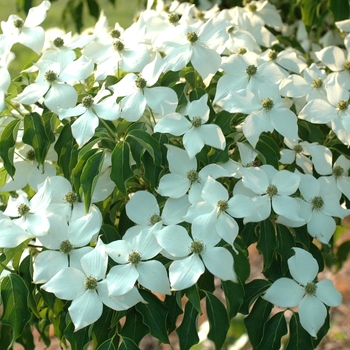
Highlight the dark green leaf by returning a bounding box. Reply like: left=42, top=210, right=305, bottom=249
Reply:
left=300, top=0, right=318, bottom=28
left=86, top=0, right=100, bottom=20
left=110, top=141, right=134, bottom=196
left=292, top=225, right=311, bottom=249
left=100, top=224, right=121, bottom=244
left=135, top=290, right=169, bottom=344
left=240, top=279, right=271, bottom=315
left=257, top=312, right=288, bottom=350
left=336, top=240, right=350, bottom=270
left=222, top=280, right=244, bottom=319
left=119, top=310, right=149, bottom=344
left=118, top=336, right=139, bottom=350
left=185, top=284, right=202, bottom=314
left=141, top=151, right=162, bottom=190
left=64, top=315, right=90, bottom=350
left=96, top=337, right=117, bottom=350
left=256, top=133, right=280, bottom=169
left=240, top=222, right=258, bottom=247
left=0, top=119, right=21, bottom=177
left=205, top=291, right=230, bottom=350
left=13, top=322, right=35, bottom=350
left=164, top=293, right=183, bottom=333
left=244, top=297, right=273, bottom=348
left=0, top=324, right=14, bottom=349
left=176, top=301, right=199, bottom=350
left=214, top=110, right=234, bottom=135
left=232, top=243, right=250, bottom=282
left=276, top=224, right=295, bottom=275
left=312, top=311, right=330, bottom=347
left=286, top=313, right=313, bottom=350
left=91, top=308, right=117, bottom=347
left=0, top=274, right=31, bottom=342
left=257, top=219, right=277, bottom=271
left=328, top=0, right=349, bottom=21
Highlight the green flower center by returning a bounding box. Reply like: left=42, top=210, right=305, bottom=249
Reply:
left=26, top=149, right=35, bottom=160
left=53, top=37, right=64, bottom=48
left=128, top=250, right=142, bottom=265
left=45, top=70, right=58, bottom=84
left=187, top=170, right=199, bottom=184
left=268, top=50, right=277, bottom=60
left=246, top=64, right=257, bottom=77
left=168, top=13, right=180, bottom=24
left=293, top=144, right=303, bottom=153
left=186, top=31, right=199, bottom=43
left=190, top=240, right=205, bottom=255
left=82, top=95, right=94, bottom=108
left=191, top=117, right=202, bottom=128
left=312, top=78, right=323, bottom=89
left=338, top=100, right=348, bottom=111
left=17, top=203, right=30, bottom=216
left=217, top=199, right=229, bottom=213
left=237, top=47, right=247, bottom=55
left=311, top=196, right=324, bottom=211
left=64, top=191, right=78, bottom=204
left=344, top=60, right=350, bottom=71
left=59, top=240, right=73, bottom=254
left=13, top=18, right=24, bottom=28
left=135, top=77, right=147, bottom=89
left=84, top=276, right=98, bottom=290
left=227, top=26, right=234, bottom=34
left=149, top=213, right=162, bottom=226
left=304, top=282, right=317, bottom=295
left=196, top=11, right=205, bottom=21
left=262, top=98, right=274, bottom=111
left=113, top=40, right=125, bottom=52
left=266, top=184, right=278, bottom=197
left=110, top=29, right=121, bottom=38
left=332, top=165, right=344, bottom=178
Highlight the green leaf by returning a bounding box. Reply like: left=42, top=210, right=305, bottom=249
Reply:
left=276, top=224, right=295, bottom=275
left=232, top=243, right=250, bottom=282
left=22, top=112, right=51, bottom=165
left=54, top=123, right=78, bottom=179
left=205, top=291, right=230, bottom=350
left=86, top=0, right=100, bottom=20
left=110, top=141, right=134, bottom=196
left=240, top=222, right=258, bottom=247
left=257, top=312, right=288, bottom=350
left=96, top=337, right=117, bottom=350
left=141, top=151, right=162, bottom=190
left=126, top=129, right=162, bottom=166
left=0, top=324, right=14, bottom=349
left=336, top=240, right=350, bottom=270
left=286, top=313, right=313, bottom=350
left=0, top=119, right=21, bottom=177
left=119, top=310, right=149, bottom=344
left=91, top=308, right=117, bottom=347
left=240, top=279, right=271, bottom=315
left=64, top=315, right=90, bottom=350
left=255, top=133, right=280, bottom=169
left=185, top=284, right=202, bottom=314
left=13, top=322, right=35, bottom=350
left=118, top=336, right=139, bottom=350
left=222, top=280, right=244, bottom=319
left=300, top=0, right=318, bottom=28
left=214, top=110, right=234, bottom=135
left=244, top=297, right=273, bottom=348
left=328, top=0, right=349, bottom=21
left=176, top=301, right=199, bottom=350
left=135, top=290, right=169, bottom=344
left=80, top=150, right=105, bottom=212
left=100, top=224, right=121, bottom=244
left=0, top=274, right=31, bottom=342
left=164, top=293, right=183, bottom=333
left=257, top=219, right=277, bottom=271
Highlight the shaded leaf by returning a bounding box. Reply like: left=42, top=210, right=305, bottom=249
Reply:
left=240, top=279, right=271, bottom=315
left=257, top=219, right=277, bottom=271
left=222, top=280, right=244, bottom=319
left=286, top=313, right=314, bottom=350
left=176, top=301, right=199, bottom=350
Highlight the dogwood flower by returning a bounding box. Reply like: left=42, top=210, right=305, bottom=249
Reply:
left=263, top=248, right=342, bottom=337
left=154, top=94, right=225, bottom=158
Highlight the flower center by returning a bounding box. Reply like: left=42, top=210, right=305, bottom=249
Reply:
left=248, top=3, right=257, bottom=12
left=13, top=18, right=24, bottom=28
left=293, top=144, right=303, bottom=153
left=82, top=95, right=94, bottom=108
left=191, top=117, right=202, bottom=128
left=344, top=60, right=350, bottom=71
left=17, top=203, right=30, bottom=216
left=110, top=29, right=121, bottom=38
left=26, top=149, right=35, bottom=160
left=312, top=78, right=323, bottom=89
left=113, top=40, right=125, bottom=52
left=135, top=77, right=147, bottom=89
left=186, top=31, right=199, bottom=43
left=217, top=199, right=229, bottom=213
left=237, top=47, right=247, bottom=55
left=196, top=11, right=205, bottom=21
left=187, top=169, right=199, bottom=184
left=53, top=37, right=64, bottom=48
left=64, top=191, right=78, bottom=204
left=45, top=70, right=58, bottom=84
left=266, top=184, right=278, bottom=197
left=128, top=250, right=142, bottom=265
left=304, top=282, right=317, bottom=295
left=190, top=240, right=205, bottom=255
left=268, top=50, right=277, bottom=60
left=59, top=240, right=73, bottom=254
left=149, top=213, right=162, bottom=226
left=84, top=276, right=98, bottom=290
left=332, top=165, right=344, bottom=179
left=246, top=64, right=257, bottom=77
left=338, top=100, right=348, bottom=111
left=168, top=13, right=180, bottom=24
left=262, top=97, right=274, bottom=111
left=311, top=196, right=324, bottom=211
left=228, top=26, right=234, bottom=34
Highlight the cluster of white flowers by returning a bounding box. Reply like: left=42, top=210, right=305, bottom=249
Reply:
left=0, top=0, right=349, bottom=342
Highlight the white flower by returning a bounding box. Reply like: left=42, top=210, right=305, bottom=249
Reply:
left=154, top=94, right=225, bottom=158
left=154, top=219, right=237, bottom=290
left=263, top=248, right=342, bottom=337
